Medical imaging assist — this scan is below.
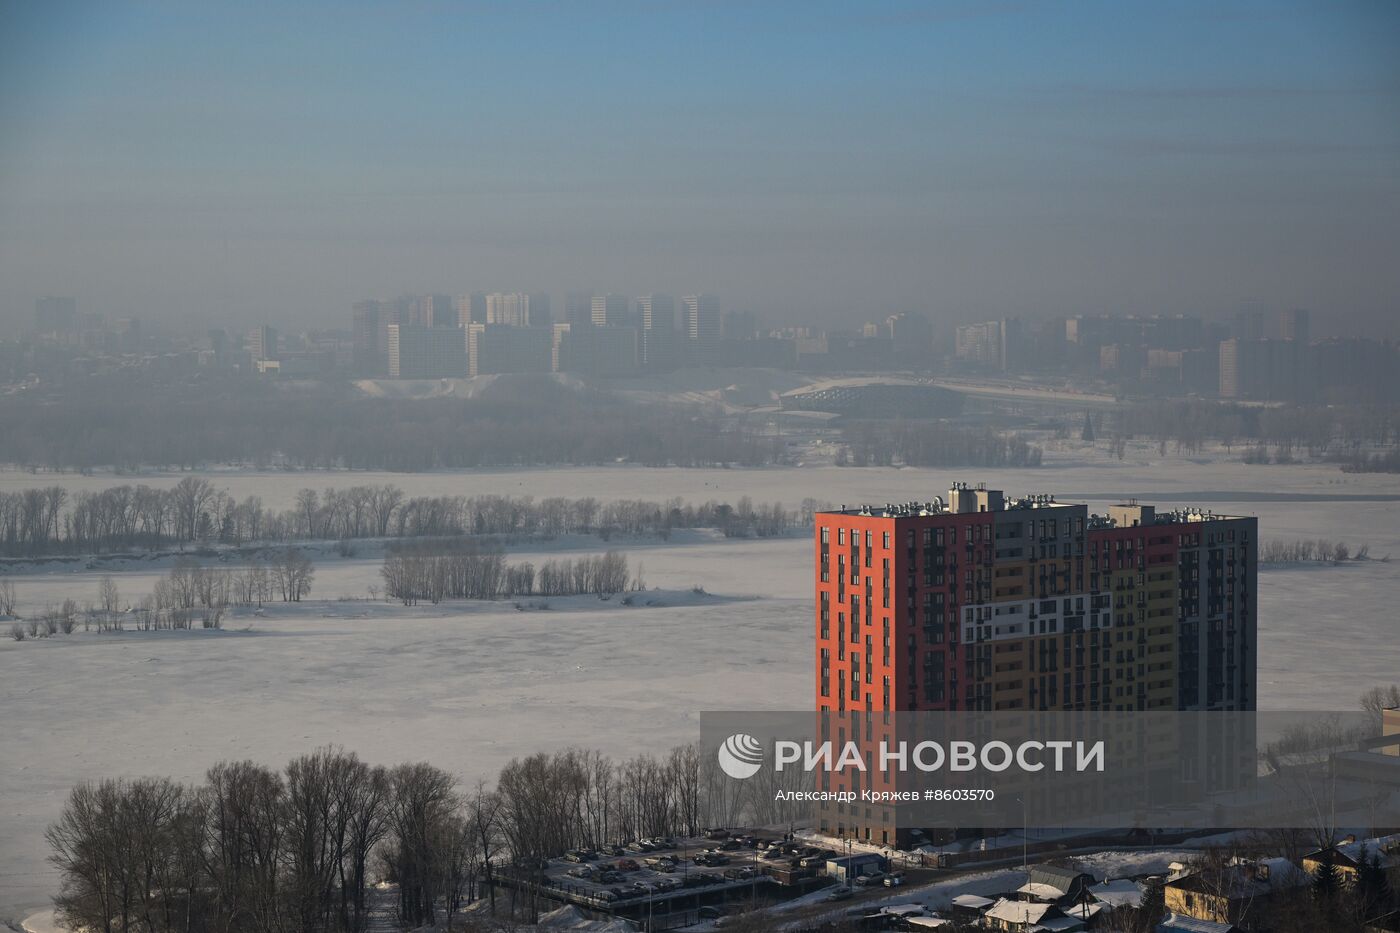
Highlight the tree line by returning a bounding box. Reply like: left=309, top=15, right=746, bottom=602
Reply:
left=0, top=381, right=786, bottom=473
left=1114, top=400, right=1400, bottom=460
left=0, top=478, right=813, bottom=558
left=837, top=421, right=1043, bottom=468
left=9, top=551, right=314, bottom=640
left=46, top=741, right=802, bottom=933
left=1259, top=538, right=1383, bottom=565
left=380, top=542, right=631, bottom=606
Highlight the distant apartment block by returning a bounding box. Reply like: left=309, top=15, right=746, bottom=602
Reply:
left=387, top=324, right=466, bottom=379
left=552, top=323, right=638, bottom=377
left=247, top=325, right=278, bottom=362
left=467, top=323, right=552, bottom=376
left=637, top=294, right=677, bottom=370
left=485, top=292, right=535, bottom=328
left=591, top=294, right=631, bottom=328
left=954, top=319, right=1018, bottom=370
left=683, top=293, right=720, bottom=365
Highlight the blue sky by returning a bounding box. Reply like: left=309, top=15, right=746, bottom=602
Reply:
left=1, top=0, right=1397, bottom=332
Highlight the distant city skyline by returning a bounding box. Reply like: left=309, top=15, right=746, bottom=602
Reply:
left=2, top=2, right=1398, bottom=335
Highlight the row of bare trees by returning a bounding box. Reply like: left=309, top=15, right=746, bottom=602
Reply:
left=48, top=740, right=796, bottom=933
left=7, top=553, right=313, bottom=638
left=838, top=422, right=1043, bottom=468
left=1259, top=538, right=1378, bottom=564
left=380, top=542, right=629, bottom=606
left=46, top=749, right=495, bottom=933
left=0, top=479, right=811, bottom=558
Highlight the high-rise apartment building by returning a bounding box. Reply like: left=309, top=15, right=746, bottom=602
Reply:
left=591, top=294, right=631, bottom=327
left=467, top=323, right=552, bottom=376
left=637, top=294, right=677, bottom=370
left=815, top=485, right=1255, bottom=716
left=683, top=294, right=720, bottom=365
left=814, top=486, right=1256, bottom=843
left=387, top=324, right=466, bottom=379
left=248, top=325, right=279, bottom=362
left=485, top=292, right=534, bottom=327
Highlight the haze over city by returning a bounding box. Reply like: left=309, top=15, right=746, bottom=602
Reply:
left=2, top=0, right=1399, bottom=335
left=5, top=4, right=1400, bottom=933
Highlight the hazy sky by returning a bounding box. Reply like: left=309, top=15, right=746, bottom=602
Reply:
left=1, top=0, right=1397, bottom=333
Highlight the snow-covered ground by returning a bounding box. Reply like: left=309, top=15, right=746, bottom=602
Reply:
left=2, top=453, right=1398, bottom=925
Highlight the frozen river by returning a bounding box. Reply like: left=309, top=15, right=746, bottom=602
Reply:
left=2, top=452, right=1398, bottom=922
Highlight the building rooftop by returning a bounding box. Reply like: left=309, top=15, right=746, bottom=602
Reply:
left=820, top=485, right=1250, bottom=525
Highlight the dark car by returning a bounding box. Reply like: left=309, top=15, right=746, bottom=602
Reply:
left=704, top=828, right=729, bottom=840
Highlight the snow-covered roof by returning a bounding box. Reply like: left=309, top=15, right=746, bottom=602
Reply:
left=985, top=899, right=1056, bottom=924
left=1038, top=917, right=1088, bottom=933
left=1090, top=878, right=1146, bottom=908
left=880, top=904, right=927, bottom=917
left=951, top=893, right=996, bottom=909
left=1157, top=915, right=1236, bottom=933
left=906, top=919, right=952, bottom=929
left=1017, top=881, right=1070, bottom=901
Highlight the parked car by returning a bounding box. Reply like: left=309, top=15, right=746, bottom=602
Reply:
left=603, top=845, right=625, bottom=857
left=704, top=828, right=730, bottom=839
left=883, top=871, right=905, bottom=887
left=717, top=839, right=742, bottom=850
left=697, top=906, right=724, bottom=920
left=826, top=885, right=853, bottom=901
left=616, top=858, right=640, bottom=872
left=631, top=840, right=655, bottom=852
left=853, top=872, right=885, bottom=887
left=599, top=870, right=624, bottom=884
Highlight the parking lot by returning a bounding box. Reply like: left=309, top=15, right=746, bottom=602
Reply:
left=501, top=829, right=846, bottom=923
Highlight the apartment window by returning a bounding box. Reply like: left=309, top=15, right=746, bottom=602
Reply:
left=821, top=527, right=829, bottom=544
left=883, top=531, right=891, bottom=549
left=838, top=529, right=845, bottom=545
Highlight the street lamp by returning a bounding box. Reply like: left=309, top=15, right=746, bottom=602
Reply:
left=1013, top=795, right=1028, bottom=884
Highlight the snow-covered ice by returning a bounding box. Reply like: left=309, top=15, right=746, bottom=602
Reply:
left=2, top=455, right=1397, bottom=923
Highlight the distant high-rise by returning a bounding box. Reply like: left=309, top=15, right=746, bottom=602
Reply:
left=468, top=323, right=553, bottom=377
left=455, top=293, right=487, bottom=327
left=248, top=325, right=278, bottom=362
left=485, top=292, right=534, bottom=327
left=387, top=324, right=466, bottom=379
left=564, top=292, right=594, bottom=327
left=352, top=301, right=384, bottom=374
left=683, top=294, right=720, bottom=365
left=1279, top=308, right=1310, bottom=345
left=414, top=294, right=454, bottom=328
left=527, top=292, right=552, bottom=326
left=34, top=297, right=77, bottom=334
left=637, top=294, right=678, bottom=371
left=955, top=320, right=1007, bottom=368
left=591, top=294, right=631, bottom=327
